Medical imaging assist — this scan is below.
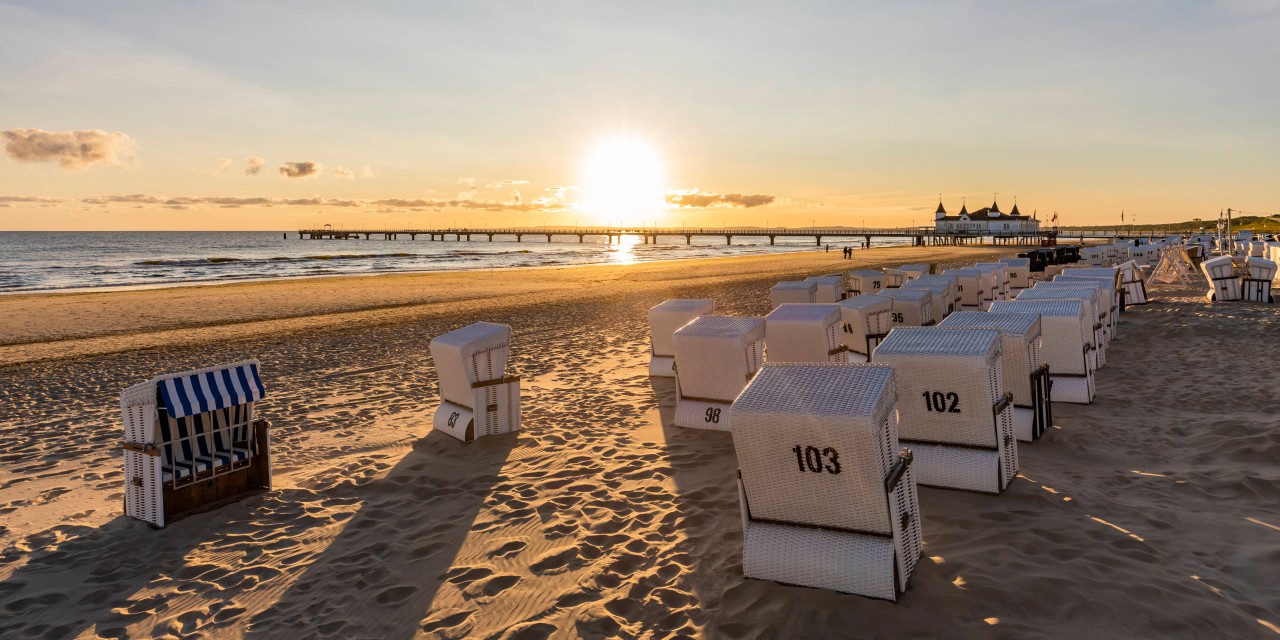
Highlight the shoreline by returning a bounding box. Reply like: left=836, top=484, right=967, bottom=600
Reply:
left=0, top=245, right=1019, bottom=365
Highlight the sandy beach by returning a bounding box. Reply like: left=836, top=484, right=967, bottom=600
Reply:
left=1, top=246, right=1277, bottom=639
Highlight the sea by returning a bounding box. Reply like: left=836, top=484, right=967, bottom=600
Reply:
left=0, top=231, right=916, bottom=293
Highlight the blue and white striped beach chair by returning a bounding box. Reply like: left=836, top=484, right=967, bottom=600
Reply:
left=120, top=360, right=271, bottom=528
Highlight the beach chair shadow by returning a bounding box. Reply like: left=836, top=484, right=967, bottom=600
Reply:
left=0, top=511, right=236, bottom=638
left=246, top=428, right=514, bottom=640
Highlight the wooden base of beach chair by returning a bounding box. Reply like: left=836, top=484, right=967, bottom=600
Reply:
left=1049, top=374, right=1094, bottom=404
left=648, top=355, right=676, bottom=377
left=902, top=440, right=1016, bottom=494
left=673, top=397, right=733, bottom=431
left=432, top=378, right=521, bottom=443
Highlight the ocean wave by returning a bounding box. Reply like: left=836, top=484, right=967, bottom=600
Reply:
left=138, top=252, right=418, bottom=267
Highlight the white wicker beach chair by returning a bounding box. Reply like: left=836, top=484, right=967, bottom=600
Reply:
left=989, top=300, right=1096, bottom=404
left=765, top=303, right=847, bottom=363
left=731, top=363, right=921, bottom=600
left=1114, top=261, right=1148, bottom=306
left=771, top=280, right=817, bottom=308
left=1017, top=285, right=1107, bottom=367
left=937, top=312, right=1051, bottom=442
left=839, top=294, right=894, bottom=363
left=998, top=257, right=1032, bottom=291
left=878, top=288, right=935, bottom=327
left=883, top=268, right=909, bottom=289
left=1064, top=264, right=1138, bottom=313
left=1053, top=274, right=1120, bottom=340
left=120, top=360, right=271, bottom=528
left=901, top=277, right=955, bottom=322
left=947, top=268, right=986, bottom=310
left=429, top=322, right=521, bottom=442
left=871, top=328, right=1017, bottom=494
left=672, top=316, right=766, bottom=431
left=648, top=299, right=715, bottom=377
left=806, top=275, right=847, bottom=303
left=1243, top=257, right=1276, bottom=303
left=897, top=264, right=931, bottom=280
left=846, top=269, right=887, bottom=296
left=1081, top=246, right=1106, bottom=267
left=1250, top=241, right=1266, bottom=258
left=1201, top=255, right=1241, bottom=301
left=974, top=263, right=1010, bottom=301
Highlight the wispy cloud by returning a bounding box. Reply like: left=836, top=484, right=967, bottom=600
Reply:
left=360, top=166, right=376, bottom=178
left=83, top=194, right=165, bottom=204
left=332, top=165, right=354, bottom=179
left=665, top=190, right=776, bottom=208
left=0, top=195, right=69, bottom=203
left=279, top=161, right=320, bottom=178
left=456, top=177, right=477, bottom=200
left=485, top=179, right=529, bottom=189
left=216, top=158, right=233, bottom=175
left=1, top=128, right=135, bottom=169
left=245, top=156, right=265, bottom=176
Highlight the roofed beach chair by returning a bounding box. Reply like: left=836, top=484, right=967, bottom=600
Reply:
left=1017, top=285, right=1107, bottom=368
left=1054, top=274, right=1120, bottom=339
left=806, top=275, right=846, bottom=303
left=732, top=363, right=921, bottom=600
left=871, top=328, right=1017, bottom=494
left=839, top=294, right=894, bottom=363
left=998, top=257, right=1032, bottom=292
left=897, top=264, right=931, bottom=280
left=1081, top=246, right=1107, bottom=267
left=429, top=322, right=522, bottom=442
left=846, top=269, right=887, bottom=296
left=937, top=312, right=1050, bottom=442
left=672, top=316, right=765, bottom=431
left=878, top=287, right=935, bottom=327
left=648, top=299, right=715, bottom=377
left=990, top=300, right=1095, bottom=404
left=1201, top=255, right=1241, bottom=302
left=1243, top=257, right=1276, bottom=303
left=765, top=303, right=847, bottom=363
left=1063, top=265, right=1131, bottom=314
left=121, top=360, right=271, bottom=528
left=770, top=280, right=817, bottom=308
left=948, top=268, right=986, bottom=310
left=883, top=268, right=910, bottom=289
left=974, top=263, right=1010, bottom=301
left=901, top=276, right=955, bottom=322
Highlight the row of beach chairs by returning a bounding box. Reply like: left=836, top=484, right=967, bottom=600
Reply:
left=646, top=257, right=1144, bottom=600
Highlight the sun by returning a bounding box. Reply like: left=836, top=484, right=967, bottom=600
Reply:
left=580, top=135, right=665, bottom=228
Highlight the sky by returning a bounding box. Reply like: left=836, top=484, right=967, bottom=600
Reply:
left=1, top=0, right=1277, bottom=231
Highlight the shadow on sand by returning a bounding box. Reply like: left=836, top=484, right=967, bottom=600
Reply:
left=247, top=429, right=513, bottom=639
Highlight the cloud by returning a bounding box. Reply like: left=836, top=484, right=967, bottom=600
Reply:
left=216, top=158, right=233, bottom=175
left=665, top=190, right=776, bottom=208
left=456, top=177, right=477, bottom=200
left=511, top=190, right=522, bottom=204
left=0, top=195, right=69, bottom=203
left=360, top=166, right=376, bottom=178
left=82, top=194, right=165, bottom=204
left=245, top=156, right=265, bottom=176
left=485, top=179, right=530, bottom=189
left=164, top=204, right=191, bottom=210
left=2, top=128, right=135, bottom=169
left=332, top=165, right=354, bottom=179
left=278, top=161, right=320, bottom=178
left=0, top=203, right=9, bottom=207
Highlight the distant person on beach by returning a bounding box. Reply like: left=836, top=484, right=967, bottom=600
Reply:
left=825, top=244, right=830, bottom=252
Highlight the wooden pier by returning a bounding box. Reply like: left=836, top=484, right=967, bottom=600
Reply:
left=296, top=226, right=1064, bottom=247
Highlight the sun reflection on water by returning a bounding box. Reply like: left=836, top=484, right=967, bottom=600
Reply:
left=607, top=234, right=644, bottom=265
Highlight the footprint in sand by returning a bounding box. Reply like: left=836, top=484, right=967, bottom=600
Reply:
left=487, top=540, right=528, bottom=558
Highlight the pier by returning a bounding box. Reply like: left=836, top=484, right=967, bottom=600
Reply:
left=296, top=226, right=1071, bottom=247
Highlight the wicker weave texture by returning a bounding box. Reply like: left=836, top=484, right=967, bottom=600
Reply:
left=742, top=519, right=898, bottom=598
left=936, top=312, right=1041, bottom=408
left=1028, top=282, right=1111, bottom=348
left=947, top=269, right=985, bottom=308
left=806, top=276, right=846, bottom=303
left=771, top=281, right=817, bottom=307
left=901, top=279, right=955, bottom=322
left=878, top=288, right=934, bottom=326
left=649, top=299, right=714, bottom=357
left=998, top=257, right=1031, bottom=289
left=872, top=328, right=1006, bottom=449
left=673, top=316, right=766, bottom=402
left=431, top=323, right=512, bottom=405
left=989, top=300, right=1090, bottom=375
left=839, top=295, right=894, bottom=358
left=733, top=363, right=899, bottom=532
left=765, top=304, right=844, bottom=363
left=847, top=270, right=887, bottom=296
left=675, top=398, right=735, bottom=431
left=906, top=443, right=1003, bottom=493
